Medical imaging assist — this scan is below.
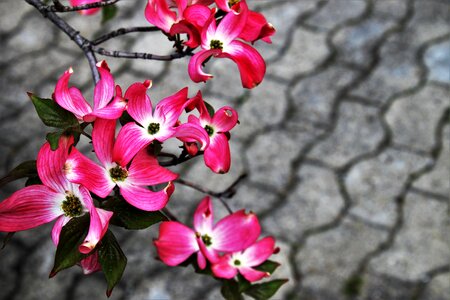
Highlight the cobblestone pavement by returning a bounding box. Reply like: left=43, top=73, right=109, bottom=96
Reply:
left=0, top=0, right=449, bottom=299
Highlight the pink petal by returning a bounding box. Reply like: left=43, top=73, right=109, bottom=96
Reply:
left=79, top=207, right=113, bottom=254
left=193, top=196, right=214, bottom=234
left=188, top=49, right=222, bottom=83
left=184, top=4, right=212, bottom=30
left=201, top=9, right=218, bottom=48
left=197, top=251, right=207, bottom=269
left=119, top=182, right=174, bottom=211
left=125, top=80, right=153, bottom=126
left=222, top=40, right=266, bottom=89
left=239, top=11, right=275, bottom=44
left=170, top=21, right=201, bottom=48
left=212, top=210, right=261, bottom=252
left=69, top=0, right=101, bottom=15
left=128, top=149, right=178, bottom=186
left=80, top=251, right=102, bottom=275
left=196, top=235, right=220, bottom=263
left=0, top=185, right=62, bottom=232
left=239, top=266, right=269, bottom=282
left=37, top=136, right=74, bottom=194
left=154, top=221, right=198, bottom=266
left=153, top=87, right=189, bottom=127
left=93, top=61, right=115, bottom=110
left=211, top=256, right=238, bottom=279
left=145, top=0, right=177, bottom=33
left=242, top=236, right=276, bottom=267
left=211, top=106, right=238, bottom=132
left=215, top=1, right=248, bottom=45
left=65, top=147, right=115, bottom=198
left=92, top=118, right=116, bottom=167
left=213, top=0, right=231, bottom=12
left=51, top=215, right=70, bottom=246
left=54, top=68, right=92, bottom=119
left=204, top=133, right=231, bottom=173
left=174, top=122, right=210, bottom=150
left=89, top=86, right=127, bottom=120
left=113, top=122, right=154, bottom=167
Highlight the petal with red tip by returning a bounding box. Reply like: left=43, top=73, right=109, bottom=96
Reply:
left=170, top=21, right=201, bottom=48
left=79, top=207, right=113, bottom=254
left=193, top=196, right=214, bottom=234
left=239, top=11, right=275, bottom=44
left=154, top=221, right=198, bottom=266
left=241, top=236, right=276, bottom=267
left=125, top=81, right=153, bottom=126
left=212, top=210, right=261, bottom=252
left=204, top=133, right=231, bottom=173
left=119, top=182, right=174, bottom=211
left=222, top=40, right=266, bottom=89
left=174, top=122, right=210, bottom=150
left=239, top=266, right=269, bottom=282
left=211, top=106, right=238, bottom=132
left=0, top=185, right=63, bottom=232
left=153, top=87, right=189, bottom=126
left=92, top=118, right=116, bottom=167
left=188, top=49, right=221, bottom=83
left=113, top=122, right=154, bottom=167
left=128, top=149, right=178, bottom=186
left=93, top=61, right=115, bottom=110
left=145, top=0, right=177, bottom=33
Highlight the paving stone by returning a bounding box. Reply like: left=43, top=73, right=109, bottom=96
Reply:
left=296, top=218, right=388, bottom=297
left=290, top=66, right=359, bottom=124
left=308, top=101, right=384, bottom=168
left=420, top=273, right=450, bottom=300
left=305, top=0, right=367, bottom=31
left=262, top=165, right=344, bottom=243
left=268, top=27, right=329, bottom=80
left=424, top=40, right=450, bottom=84
left=230, top=182, right=279, bottom=213
left=346, top=148, right=431, bottom=226
left=386, top=84, right=450, bottom=152
left=369, top=193, right=450, bottom=282
left=0, top=1, right=32, bottom=33
left=413, top=124, right=450, bottom=197
left=359, top=271, right=419, bottom=300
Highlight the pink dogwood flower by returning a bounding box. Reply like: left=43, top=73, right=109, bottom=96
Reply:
left=112, top=80, right=209, bottom=167
left=188, top=2, right=266, bottom=88
left=0, top=136, right=112, bottom=254
left=54, top=60, right=126, bottom=122
left=212, top=236, right=276, bottom=282
left=69, top=0, right=102, bottom=15
left=154, top=196, right=260, bottom=269
left=184, top=92, right=238, bottom=173
left=65, top=118, right=178, bottom=211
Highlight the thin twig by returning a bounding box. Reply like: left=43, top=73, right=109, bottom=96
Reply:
left=93, top=26, right=160, bottom=45
left=160, top=151, right=203, bottom=167
left=92, top=46, right=190, bottom=61
left=48, top=0, right=120, bottom=13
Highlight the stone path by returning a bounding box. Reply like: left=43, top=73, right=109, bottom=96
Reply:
left=0, top=0, right=449, bottom=299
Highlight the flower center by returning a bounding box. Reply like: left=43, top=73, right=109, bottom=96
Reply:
left=148, top=122, right=160, bottom=135
left=201, top=234, right=212, bottom=246
left=229, top=0, right=240, bottom=6
left=61, top=193, right=83, bottom=217
left=204, top=125, right=214, bottom=137
left=233, top=259, right=241, bottom=266
left=210, top=39, right=223, bottom=50
left=109, top=166, right=128, bottom=182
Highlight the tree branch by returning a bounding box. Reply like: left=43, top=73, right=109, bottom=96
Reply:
left=93, top=26, right=161, bottom=45
left=48, top=0, right=120, bottom=13
left=92, top=46, right=190, bottom=61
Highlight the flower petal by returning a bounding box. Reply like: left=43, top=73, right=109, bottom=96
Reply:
left=128, top=149, right=178, bottom=186
left=65, top=147, right=115, bottom=198
left=54, top=68, right=92, bottom=119
left=113, top=122, right=154, bottom=167
left=125, top=80, right=153, bottom=126
left=239, top=11, right=275, bottom=44
left=204, top=133, right=231, bottom=173
left=79, top=207, right=113, bottom=254
left=211, top=255, right=238, bottom=279
left=145, top=0, right=177, bottom=33
left=80, top=251, right=102, bottom=274
left=174, top=122, right=210, bottom=150
left=188, top=49, right=221, bottom=83
left=211, top=106, right=238, bottom=132
left=241, top=236, right=276, bottom=267
left=92, top=118, right=116, bottom=167
left=215, top=1, right=248, bottom=45
left=119, top=182, right=175, bottom=211
left=222, top=40, right=266, bottom=89
left=0, top=185, right=63, bottom=232
left=93, top=61, right=115, bottom=110
left=170, top=21, right=201, bottom=48
left=69, top=0, right=101, bottom=15
left=239, top=266, right=269, bottom=282
left=184, top=4, right=212, bottom=30
left=193, top=196, right=214, bottom=234
left=153, top=87, right=189, bottom=127
left=154, top=221, right=198, bottom=266
left=51, top=215, right=70, bottom=246
left=212, top=210, right=260, bottom=252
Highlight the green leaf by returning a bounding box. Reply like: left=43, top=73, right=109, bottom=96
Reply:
left=254, top=260, right=280, bottom=275
left=244, top=279, right=289, bottom=300
left=102, top=197, right=167, bottom=230
left=98, top=230, right=127, bottom=297
left=237, top=274, right=251, bottom=293
left=119, top=110, right=134, bottom=126
left=29, top=94, right=79, bottom=129
left=221, top=280, right=244, bottom=300
left=0, top=160, right=37, bottom=188
left=204, top=100, right=215, bottom=118
left=101, top=4, right=118, bottom=24
left=50, top=214, right=90, bottom=277
left=25, top=176, right=42, bottom=186
left=46, top=131, right=63, bottom=151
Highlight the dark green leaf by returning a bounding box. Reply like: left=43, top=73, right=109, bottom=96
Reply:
left=103, top=197, right=167, bottom=230
left=46, top=131, right=63, bottom=151
left=25, top=176, right=42, bottom=186
left=51, top=214, right=90, bottom=276
left=204, top=100, right=215, bottom=118
left=221, top=280, right=244, bottom=300
left=119, top=110, right=134, bottom=126
left=237, top=274, right=251, bottom=293
left=29, top=94, right=79, bottom=129
left=98, top=230, right=127, bottom=297
left=244, top=279, right=289, bottom=300
left=254, top=260, right=280, bottom=275
left=149, top=141, right=163, bottom=156
left=0, top=160, right=37, bottom=188
left=101, top=4, right=118, bottom=24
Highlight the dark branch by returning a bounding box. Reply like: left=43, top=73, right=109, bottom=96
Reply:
left=92, top=46, right=190, bottom=61
left=93, top=26, right=161, bottom=45
left=48, top=0, right=120, bottom=13
left=159, top=151, right=202, bottom=167
left=25, top=0, right=100, bottom=83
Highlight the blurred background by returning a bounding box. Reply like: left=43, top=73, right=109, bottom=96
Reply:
left=0, top=0, right=449, bottom=299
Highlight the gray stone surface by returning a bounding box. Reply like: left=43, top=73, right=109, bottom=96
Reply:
left=1, top=0, right=449, bottom=299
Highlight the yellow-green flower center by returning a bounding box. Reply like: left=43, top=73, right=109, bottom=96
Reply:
left=204, top=125, right=214, bottom=137
left=229, top=0, right=240, bottom=6
left=210, top=39, right=223, bottom=50
left=201, top=234, right=212, bottom=246
left=109, top=166, right=128, bottom=182
left=233, top=259, right=241, bottom=266
left=148, top=122, right=160, bottom=135
left=61, top=193, right=83, bottom=217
